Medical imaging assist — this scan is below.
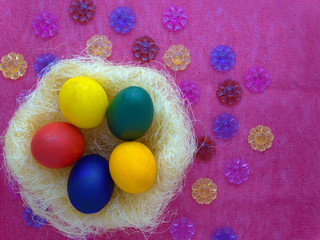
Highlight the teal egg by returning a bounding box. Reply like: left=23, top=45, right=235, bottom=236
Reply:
left=107, top=86, right=154, bottom=141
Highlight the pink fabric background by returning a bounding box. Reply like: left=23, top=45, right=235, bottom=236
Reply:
left=1, top=0, right=320, bottom=239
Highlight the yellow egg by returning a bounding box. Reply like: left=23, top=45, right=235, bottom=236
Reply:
left=59, top=76, right=109, bottom=129
left=109, top=142, right=157, bottom=194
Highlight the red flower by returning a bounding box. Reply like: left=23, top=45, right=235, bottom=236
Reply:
left=216, top=79, right=243, bottom=105
left=132, top=36, right=159, bottom=63
left=68, top=0, right=96, bottom=24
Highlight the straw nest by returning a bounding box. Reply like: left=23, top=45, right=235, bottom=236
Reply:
left=3, top=57, right=196, bottom=239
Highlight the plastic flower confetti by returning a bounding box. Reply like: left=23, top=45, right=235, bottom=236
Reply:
left=196, top=136, right=216, bottom=161
left=248, top=125, right=274, bottom=152
left=192, top=178, right=217, bottom=204
left=162, top=5, right=188, bottom=32
left=224, top=159, right=250, bottom=184
left=210, top=45, right=235, bottom=71
left=23, top=206, right=47, bottom=228
left=86, top=35, right=112, bottom=60
left=16, top=89, right=32, bottom=110
left=244, top=66, right=271, bottom=92
left=32, top=12, right=59, bottom=39
left=132, top=36, right=159, bottom=63
left=164, top=44, right=191, bottom=71
left=178, top=80, right=200, bottom=105
left=216, top=79, right=243, bottom=105
left=109, top=6, right=136, bottom=34
left=34, top=53, right=59, bottom=77
left=211, top=227, right=237, bottom=240
left=0, top=52, right=27, bottom=80
left=170, top=217, right=195, bottom=240
left=68, top=0, right=96, bottom=24
left=212, top=113, right=238, bottom=140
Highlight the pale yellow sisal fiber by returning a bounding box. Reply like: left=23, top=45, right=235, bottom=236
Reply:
left=3, top=57, right=196, bottom=239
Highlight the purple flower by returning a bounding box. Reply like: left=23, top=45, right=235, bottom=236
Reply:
left=244, top=66, right=271, bottom=92
left=162, top=5, right=188, bottom=32
left=225, top=159, right=250, bottom=184
left=211, top=227, right=237, bottom=240
left=32, top=12, right=59, bottom=39
left=170, top=217, right=195, bottom=240
left=212, top=113, right=238, bottom=140
left=23, top=206, right=47, bottom=228
left=109, top=6, right=136, bottom=34
left=210, top=45, right=235, bottom=71
left=34, top=53, right=59, bottom=77
left=178, top=80, right=201, bottom=105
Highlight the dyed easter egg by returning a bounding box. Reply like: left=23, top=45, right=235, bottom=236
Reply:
left=109, top=142, right=156, bottom=193
left=67, top=154, right=114, bottom=214
left=59, top=76, right=109, bottom=129
left=31, top=122, right=85, bottom=169
left=107, top=86, right=154, bottom=141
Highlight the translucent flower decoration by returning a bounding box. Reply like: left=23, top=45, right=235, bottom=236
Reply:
left=244, top=66, right=271, bottom=92
left=216, top=79, right=243, bottom=105
left=86, top=35, right=112, bottom=60
left=248, top=125, right=274, bottom=152
left=23, top=206, right=47, bottom=228
left=32, top=12, right=59, bottom=39
left=170, top=217, right=195, bottom=240
left=34, top=53, right=59, bottom=77
left=162, top=5, right=188, bottom=32
left=212, top=113, right=238, bottom=140
left=178, top=80, right=200, bottom=105
left=164, top=44, right=191, bottom=71
left=109, top=6, right=136, bottom=34
left=211, top=227, right=237, bottom=240
left=132, top=36, right=159, bottom=63
left=68, top=0, right=96, bottom=24
left=192, top=178, right=217, bottom=204
left=210, top=45, right=235, bottom=71
left=0, top=52, right=27, bottom=80
left=224, top=159, right=250, bottom=184
left=196, top=136, right=216, bottom=161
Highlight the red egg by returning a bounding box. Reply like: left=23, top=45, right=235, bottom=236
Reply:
left=31, top=122, right=85, bottom=169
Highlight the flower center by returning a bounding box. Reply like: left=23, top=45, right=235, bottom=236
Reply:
left=173, top=52, right=183, bottom=64
left=140, top=43, right=151, bottom=54
left=220, top=120, right=231, bottom=130
left=78, top=3, right=89, bottom=14
left=255, top=132, right=267, bottom=144
left=7, top=60, right=19, bottom=72
left=225, top=85, right=235, bottom=96
left=199, top=184, right=210, bottom=197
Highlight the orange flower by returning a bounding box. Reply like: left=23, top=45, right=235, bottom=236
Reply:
left=164, top=44, right=191, bottom=71
left=0, top=52, right=27, bottom=80
left=248, top=125, right=274, bottom=152
left=192, top=178, right=217, bottom=204
left=86, top=35, right=112, bottom=60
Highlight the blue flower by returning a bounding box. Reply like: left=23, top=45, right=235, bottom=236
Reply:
left=212, top=113, right=238, bottom=140
left=23, top=206, right=47, bottom=228
left=34, top=53, right=59, bottom=77
left=210, top=45, right=235, bottom=71
left=211, top=227, right=237, bottom=240
left=109, top=6, right=136, bottom=34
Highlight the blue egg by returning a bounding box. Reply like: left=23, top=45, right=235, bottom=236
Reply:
left=67, top=154, right=114, bottom=214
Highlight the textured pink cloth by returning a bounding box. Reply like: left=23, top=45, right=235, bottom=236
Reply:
left=1, top=0, right=320, bottom=239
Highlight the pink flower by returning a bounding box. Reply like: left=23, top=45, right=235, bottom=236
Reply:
left=244, top=66, right=271, bottom=92
left=162, top=5, right=188, bottom=32
left=32, top=12, right=59, bottom=39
